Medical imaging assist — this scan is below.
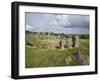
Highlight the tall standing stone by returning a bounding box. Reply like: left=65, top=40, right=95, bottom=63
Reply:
left=72, top=35, right=79, bottom=47
left=26, top=34, right=34, bottom=46
left=74, top=50, right=89, bottom=65
left=66, top=38, right=72, bottom=48
left=75, top=36, right=80, bottom=47
left=61, top=40, right=65, bottom=49
left=59, top=40, right=64, bottom=49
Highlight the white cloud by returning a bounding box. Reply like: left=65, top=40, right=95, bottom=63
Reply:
left=26, top=24, right=37, bottom=31
left=26, top=24, right=47, bottom=32
left=26, top=24, right=32, bottom=31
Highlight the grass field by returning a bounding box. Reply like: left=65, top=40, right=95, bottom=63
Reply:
left=25, top=32, right=89, bottom=68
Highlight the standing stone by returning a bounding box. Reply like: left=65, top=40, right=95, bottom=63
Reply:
left=26, top=34, right=34, bottom=46
left=74, top=50, right=89, bottom=65
left=59, top=40, right=64, bottom=49
left=59, top=40, right=61, bottom=49
left=72, top=35, right=79, bottom=47
left=75, top=36, right=80, bottom=47
left=74, top=50, right=82, bottom=61
left=61, top=40, right=65, bottom=49
left=66, top=38, right=72, bottom=48
left=72, top=35, right=75, bottom=47
left=59, top=40, right=62, bottom=49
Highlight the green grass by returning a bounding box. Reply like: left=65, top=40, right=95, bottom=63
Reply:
left=25, top=38, right=89, bottom=68
left=79, top=39, right=89, bottom=55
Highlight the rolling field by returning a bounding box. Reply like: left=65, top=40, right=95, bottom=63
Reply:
left=25, top=34, right=89, bottom=68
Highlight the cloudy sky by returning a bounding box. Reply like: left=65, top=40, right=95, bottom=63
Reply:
left=25, top=12, right=89, bottom=34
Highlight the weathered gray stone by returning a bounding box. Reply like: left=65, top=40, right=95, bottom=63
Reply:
left=66, top=38, right=72, bottom=48
left=62, top=40, right=65, bottom=49
left=59, top=40, right=63, bottom=49
left=75, top=36, right=80, bottom=47
left=74, top=50, right=89, bottom=65
left=58, top=40, right=66, bottom=49
left=72, top=35, right=80, bottom=47
left=25, top=34, right=34, bottom=46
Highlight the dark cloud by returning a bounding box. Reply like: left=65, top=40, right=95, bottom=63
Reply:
left=64, top=15, right=89, bottom=28
left=26, top=12, right=89, bottom=34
